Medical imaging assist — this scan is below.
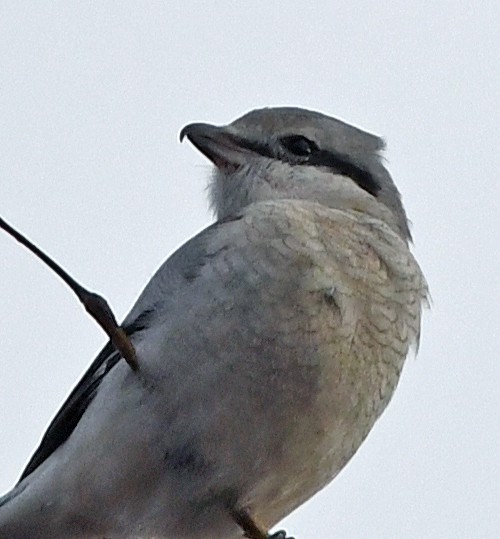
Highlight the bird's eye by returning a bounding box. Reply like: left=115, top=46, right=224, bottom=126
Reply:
left=280, top=135, right=318, bottom=158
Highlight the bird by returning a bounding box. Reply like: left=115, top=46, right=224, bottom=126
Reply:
left=0, top=107, right=428, bottom=538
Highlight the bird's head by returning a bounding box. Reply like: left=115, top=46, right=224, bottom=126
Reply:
left=180, top=107, right=411, bottom=241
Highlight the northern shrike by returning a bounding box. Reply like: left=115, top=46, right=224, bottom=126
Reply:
left=0, top=107, right=428, bottom=538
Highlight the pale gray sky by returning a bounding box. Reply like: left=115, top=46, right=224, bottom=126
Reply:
left=0, top=2, right=498, bottom=538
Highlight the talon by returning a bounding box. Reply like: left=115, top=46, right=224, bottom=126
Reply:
left=268, top=530, right=294, bottom=539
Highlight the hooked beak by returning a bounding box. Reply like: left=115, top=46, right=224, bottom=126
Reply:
left=180, top=122, right=264, bottom=171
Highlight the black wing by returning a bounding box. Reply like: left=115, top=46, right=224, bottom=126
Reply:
left=19, top=342, right=120, bottom=481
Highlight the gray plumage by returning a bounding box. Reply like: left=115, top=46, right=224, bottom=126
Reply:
left=0, top=107, right=428, bottom=538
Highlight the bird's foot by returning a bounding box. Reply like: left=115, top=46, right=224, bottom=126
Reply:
left=230, top=507, right=295, bottom=539
left=268, top=530, right=295, bottom=539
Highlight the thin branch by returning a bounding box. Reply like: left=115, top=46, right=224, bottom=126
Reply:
left=0, top=216, right=138, bottom=371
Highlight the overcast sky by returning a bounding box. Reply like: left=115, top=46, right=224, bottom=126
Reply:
left=0, top=2, right=498, bottom=538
